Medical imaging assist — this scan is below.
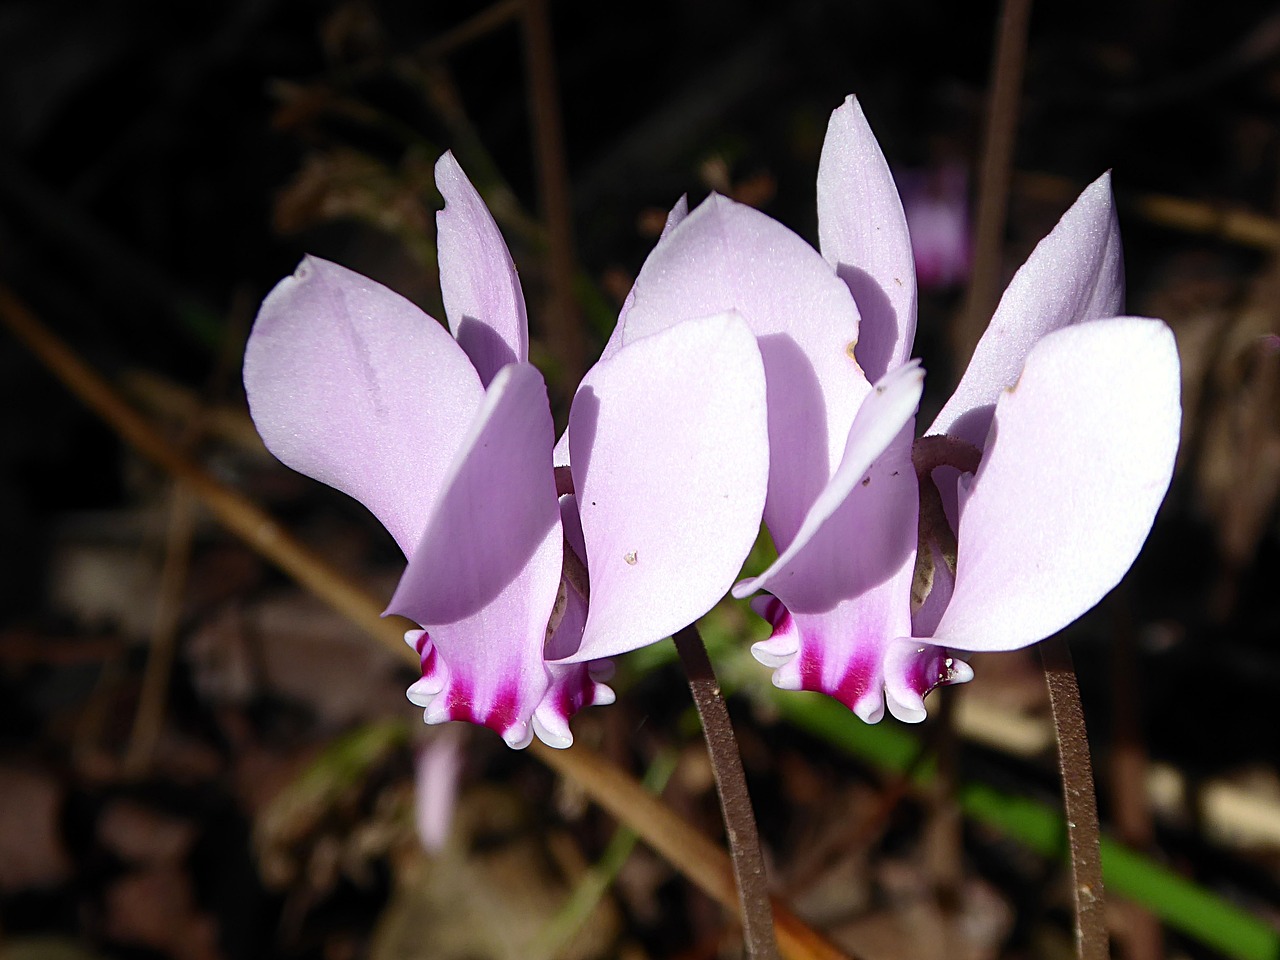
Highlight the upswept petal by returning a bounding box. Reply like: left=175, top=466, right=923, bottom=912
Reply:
left=244, top=256, right=483, bottom=556
left=927, top=317, right=1180, bottom=652
left=387, top=363, right=562, bottom=747
left=558, top=312, right=769, bottom=663
left=602, top=193, right=692, bottom=366
left=733, top=360, right=924, bottom=602
left=817, top=96, right=918, bottom=382
left=929, top=173, right=1124, bottom=447
left=435, top=151, right=529, bottom=386
left=620, top=193, right=868, bottom=547
left=660, top=194, right=691, bottom=237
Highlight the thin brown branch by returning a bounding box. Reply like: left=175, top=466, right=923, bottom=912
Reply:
left=1016, top=171, right=1280, bottom=251
left=521, top=0, right=586, bottom=385
left=1041, top=635, right=1108, bottom=960
left=955, top=0, right=1033, bottom=367
left=421, top=0, right=523, bottom=59
left=0, top=283, right=409, bottom=662
left=123, top=485, right=196, bottom=776
left=673, top=625, right=780, bottom=960
left=1, top=285, right=852, bottom=960
left=911, top=434, right=984, bottom=477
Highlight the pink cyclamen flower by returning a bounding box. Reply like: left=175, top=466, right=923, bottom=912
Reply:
left=244, top=153, right=769, bottom=748
left=612, top=96, right=1180, bottom=724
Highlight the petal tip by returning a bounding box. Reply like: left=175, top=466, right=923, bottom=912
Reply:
left=532, top=715, right=574, bottom=749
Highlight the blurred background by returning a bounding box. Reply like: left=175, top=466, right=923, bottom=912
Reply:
left=0, top=1, right=1278, bottom=958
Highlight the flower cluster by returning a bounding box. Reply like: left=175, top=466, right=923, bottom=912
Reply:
left=244, top=97, right=1180, bottom=746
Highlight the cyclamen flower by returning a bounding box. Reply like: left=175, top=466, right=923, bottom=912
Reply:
left=611, top=97, right=1180, bottom=723
left=244, top=153, right=769, bottom=748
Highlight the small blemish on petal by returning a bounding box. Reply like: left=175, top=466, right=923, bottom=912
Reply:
left=845, top=340, right=858, bottom=360
left=624, top=551, right=638, bottom=565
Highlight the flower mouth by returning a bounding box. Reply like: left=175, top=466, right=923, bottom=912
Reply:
left=910, top=433, right=983, bottom=615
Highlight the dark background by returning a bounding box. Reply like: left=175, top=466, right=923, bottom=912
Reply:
left=1, top=2, right=1278, bottom=959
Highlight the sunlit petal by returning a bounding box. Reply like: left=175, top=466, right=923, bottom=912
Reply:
left=561, top=312, right=769, bottom=662
left=620, top=194, right=868, bottom=548
left=435, top=151, right=529, bottom=386
left=734, top=360, right=923, bottom=602
left=244, top=256, right=482, bottom=556
left=929, top=173, right=1124, bottom=447
left=817, top=95, right=918, bottom=382
left=929, top=318, right=1180, bottom=652
left=387, top=363, right=562, bottom=747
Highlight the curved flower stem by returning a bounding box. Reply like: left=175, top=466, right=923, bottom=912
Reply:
left=1041, top=634, right=1108, bottom=960
left=673, top=625, right=780, bottom=960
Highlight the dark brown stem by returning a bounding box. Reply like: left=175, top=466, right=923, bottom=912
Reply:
left=911, top=434, right=983, bottom=478
left=1041, top=635, right=1108, bottom=960
left=554, top=464, right=574, bottom=496
left=673, top=625, right=780, bottom=960
left=955, top=0, right=1033, bottom=365
left=911, top=435, right=983, bottom=596
left=924, top=688, right=963, bottom=917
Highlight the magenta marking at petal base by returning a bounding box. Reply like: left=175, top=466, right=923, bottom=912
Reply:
left=831, top=654, right=878, bottom=712
left=798, top=641, right=822, bottom=691
left=557, top=673, right=585, bottom=721
left=906, top=645, right=965, bottom=697
left=445, top=681, right=477, bottom=724
left=555, top=663, right=603, bottom=720
left=486, top=683, right=520, bottom=733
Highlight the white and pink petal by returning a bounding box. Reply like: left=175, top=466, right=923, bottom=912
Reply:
left=817, top=96, right=918, bottom=382
left=620, top=194, right=869, bottom=547
left=559, top=312, right=769, bottom=663
left=244, top=256, right=483, bottom=557
left=928, top=317, right=1180, bottom=652
left=435, top=152, right=529, bottom=386
left=387, top=363, right=563, bottom=747
left=734, top=360, right=924, bottom=602
left=929, top=173, right=1125, bottom=448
